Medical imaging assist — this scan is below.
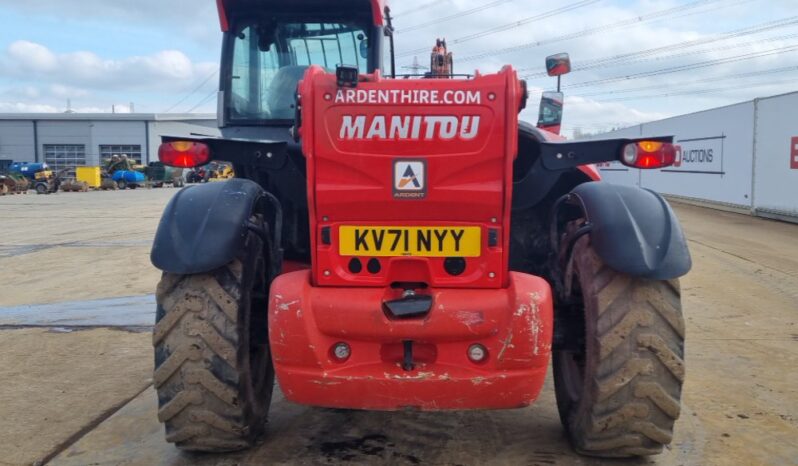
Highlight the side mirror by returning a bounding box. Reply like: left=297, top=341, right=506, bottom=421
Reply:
left=545, top=53, right=571, bottom=77
left=538, top=91, right=564, bottom=135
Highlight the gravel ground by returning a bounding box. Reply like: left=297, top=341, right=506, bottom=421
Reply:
left=0, top=189, right=795, bottom=466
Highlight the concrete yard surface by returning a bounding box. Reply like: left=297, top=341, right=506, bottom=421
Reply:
left=0, top=189, right=796, bottom=465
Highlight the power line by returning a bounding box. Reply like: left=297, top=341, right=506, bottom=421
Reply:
left=571, top=64, right=798, bottom=98
left=392, top=0, right=452, bottom=18
left=397, top=0, right=601, bottom=58
left=518, top=16, right=798, bottom=77
left=563, top=44, right=798, bottom=89
left=569, top=76, right=798, bottom=103
left=455, top=0, right=735, bottom=63
left=185, top=90, right=218, bottom=113
left=398, top=0, right=517, bottom=33
left=162, top=69, right=219, bottom=113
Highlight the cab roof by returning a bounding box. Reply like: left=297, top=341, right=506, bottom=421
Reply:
left=216, top=0, right=387, bottom=31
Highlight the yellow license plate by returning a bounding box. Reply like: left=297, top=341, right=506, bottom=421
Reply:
left=339, top=226, right=481, bottom=257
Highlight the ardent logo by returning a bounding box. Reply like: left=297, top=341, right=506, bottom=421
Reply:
left=394, top=160, right=426, bottom=200
left=399, top=165, right=421, bottom=189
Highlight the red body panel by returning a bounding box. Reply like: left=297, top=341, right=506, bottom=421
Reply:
left=269, top=270, right=553, bottom=410
left=298, top=67, right=524, bottom=289
left=270, top=67, right=552, bottom=410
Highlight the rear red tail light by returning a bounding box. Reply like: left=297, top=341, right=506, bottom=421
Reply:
left=158, top=141, right=211, bottom=168
left=621, top=141, right=676, bottom=169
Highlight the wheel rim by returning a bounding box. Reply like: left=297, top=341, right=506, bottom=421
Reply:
left=248, top=255, right=271, bottom=397
left=554, top=275, right=588, bottom=414
left=557, top=346, right=586, bottom=406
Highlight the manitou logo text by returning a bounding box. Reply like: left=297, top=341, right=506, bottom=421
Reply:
left=340, top=115, right=481, bottom=141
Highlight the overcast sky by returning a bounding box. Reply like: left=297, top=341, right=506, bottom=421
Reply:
left=0, top=0, right=795, bottom=136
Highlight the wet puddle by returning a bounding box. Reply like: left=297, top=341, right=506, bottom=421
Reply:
left=0, top=294, right=155, bottom=330
left=0, top=240, right=151, bottom=258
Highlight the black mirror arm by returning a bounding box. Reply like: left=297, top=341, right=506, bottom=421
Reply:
left=539, top=136, right=674, bottom=171
left=384, top=6, right=396, bottom=78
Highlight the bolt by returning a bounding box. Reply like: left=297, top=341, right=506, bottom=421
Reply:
left=324, top=270, right=331, bottom=277
left=333, top=342, right=351, bottom=360
left=468, top=344, right=487, bottom=362
left=490, top=217, right=498, bottom=223
left=322, top=216, right=329, bottom=222
left=488, top=272, right=496, bottom=279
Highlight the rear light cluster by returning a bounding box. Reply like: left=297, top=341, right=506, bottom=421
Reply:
left=621, top=140, right=676, bottom=169
left=158, top=141, right=211, bottom=168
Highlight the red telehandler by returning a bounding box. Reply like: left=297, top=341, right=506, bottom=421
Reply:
left=150, top=0, right=690, bottom=458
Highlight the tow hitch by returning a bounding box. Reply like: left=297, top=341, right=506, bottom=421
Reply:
left=383, top=290, right=433, bottom=319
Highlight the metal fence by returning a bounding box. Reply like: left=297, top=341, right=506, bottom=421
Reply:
left=585, top=91, right=798, bottom=222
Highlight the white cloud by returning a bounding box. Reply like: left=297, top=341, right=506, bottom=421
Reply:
left=0, top=101, right=58, bottom=112
left=0, top=0, right=220, bottom=46
left=0, top=0, right=796, bottom=119
left=1, top=41, right=216, bottom=92
left=7, top=40, right=57, bottom=73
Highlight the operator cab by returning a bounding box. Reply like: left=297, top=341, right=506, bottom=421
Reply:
left=218, top=0, right=387, bottom=129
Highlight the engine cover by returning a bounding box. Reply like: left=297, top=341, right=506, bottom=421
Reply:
left=298, top=66, right=525, bottom=288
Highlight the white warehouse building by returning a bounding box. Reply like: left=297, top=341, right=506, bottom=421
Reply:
left=585, top=90, right=798, bottom=223
left=0, top=113, right=217, bottom=170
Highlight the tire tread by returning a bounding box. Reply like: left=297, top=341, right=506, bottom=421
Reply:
left=153, top=244, right=270, bottom=452
left=559, top=237, right=685, bottom=458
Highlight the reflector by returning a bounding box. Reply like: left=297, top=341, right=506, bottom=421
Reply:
left=158, top=141, right=211, bottom=168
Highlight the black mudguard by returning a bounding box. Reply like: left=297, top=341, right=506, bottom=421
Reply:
left=568, top=182, right=691, bottom=280
left=151, top=178, right=265, bottom=275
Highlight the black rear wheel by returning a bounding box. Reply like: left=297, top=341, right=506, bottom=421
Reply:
left=153, top=216, right=275, bottom=452
left=554, top=233, right=685, bottom=457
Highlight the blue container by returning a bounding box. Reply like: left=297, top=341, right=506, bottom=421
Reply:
left=112, top=171, right=146, bottom=183
left=10, top=162, right=50, bottom=179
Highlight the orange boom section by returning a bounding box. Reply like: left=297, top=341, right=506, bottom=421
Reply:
left=298, top=66, right=525, bottom=289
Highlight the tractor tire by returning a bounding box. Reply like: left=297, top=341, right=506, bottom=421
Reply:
left=35, top=183, right=48, bottom=195
left=117, top=180, right=127, bottom=190
left=153, top=216, right=274, bottom=452
left=553, top=235, right=685, bottom=458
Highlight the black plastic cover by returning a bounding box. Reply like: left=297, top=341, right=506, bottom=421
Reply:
left=384, top=295, right=433, bottom=319
left=151, top=178, right=265, bottom=274
left=570, top=182, right=691, bottom=280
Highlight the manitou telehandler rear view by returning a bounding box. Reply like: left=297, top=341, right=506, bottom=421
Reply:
left=150, top=0, right=691, bottom=458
